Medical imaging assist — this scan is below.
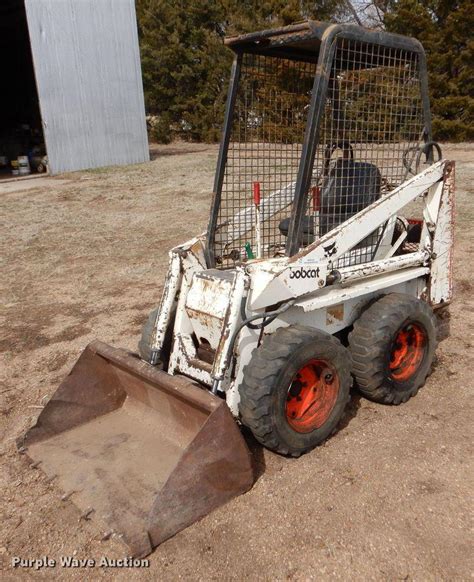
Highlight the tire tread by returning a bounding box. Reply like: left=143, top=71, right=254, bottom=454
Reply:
left=348, top=293, right=437, bottom=404
left=239, top=325, right=351, bottom=457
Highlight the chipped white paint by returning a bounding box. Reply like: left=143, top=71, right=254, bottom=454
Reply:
left=266, top=274, right=425, bottom=334
left=429, top=163, right=455, bottom=305
left=150, top=250, right=181, bottom=359
left=335, top=252, right=428, bottom=285
left=295, top=266, right=430, bottom=313
left=185, top=271, right=236, bottom=350
left=212, top=269, right=247, bottom=381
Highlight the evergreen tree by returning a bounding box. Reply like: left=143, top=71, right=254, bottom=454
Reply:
left=383, top=0, right=473, bottom=141
left=137, top=1, right=229, bottom=141
left=137, top=0, right=472, bottom=143
left=137, top=0, right=343, bottom=142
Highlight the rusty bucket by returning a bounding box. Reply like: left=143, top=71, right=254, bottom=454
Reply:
left=20, top=341, right=254, bottom=557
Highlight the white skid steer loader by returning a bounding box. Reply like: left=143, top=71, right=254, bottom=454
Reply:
left=21, top=21, right=455, bottom=557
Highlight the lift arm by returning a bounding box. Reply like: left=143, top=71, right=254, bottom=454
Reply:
left=249, top=161, right=446, bottom=309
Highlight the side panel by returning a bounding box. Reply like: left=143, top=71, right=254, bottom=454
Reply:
left=25, top=0, right=149, bottom=174
left=226, top=274, right=427, bottom=416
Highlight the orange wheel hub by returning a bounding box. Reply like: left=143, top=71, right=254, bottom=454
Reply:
left=285, top=360, right=339, bottom=433
left=389, top=322, right=427, bottom=382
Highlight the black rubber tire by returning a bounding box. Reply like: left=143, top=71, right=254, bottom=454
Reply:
left=348, top=293, right=437, bottom=405
left=138, top=308, right=174, bottom=367
left=239, top=326, right=351, bottom=457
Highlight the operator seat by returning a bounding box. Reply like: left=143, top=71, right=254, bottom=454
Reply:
left=279, top=159, right=381, bottom=245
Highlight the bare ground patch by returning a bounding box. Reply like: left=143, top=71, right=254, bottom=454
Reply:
left=0, top=143, right=472, bottom=581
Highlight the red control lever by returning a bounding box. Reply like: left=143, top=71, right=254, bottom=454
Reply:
left=253, top=181, right=261, bottom=206
left=312, top=186, right=320, bottom=212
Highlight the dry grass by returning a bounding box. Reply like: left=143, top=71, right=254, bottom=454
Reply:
left=0, top=142, right=473, bottom=581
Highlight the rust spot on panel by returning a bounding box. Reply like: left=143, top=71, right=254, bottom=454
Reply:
left=326, top=303, right=344, bottom=325
left=185, top=307, right=219, bottom=331
left=189, top=358, right=213, bottom=374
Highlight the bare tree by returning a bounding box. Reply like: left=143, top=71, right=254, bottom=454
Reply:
left=341, top=0, right=387, bottom=28
left=344, top=0, right=363, bottom=25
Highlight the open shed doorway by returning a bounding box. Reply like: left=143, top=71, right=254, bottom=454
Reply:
left=0, top=0, right=47, bottom=181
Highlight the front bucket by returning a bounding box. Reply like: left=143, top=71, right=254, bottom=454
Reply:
left=20, top=341, right=254, bottom=557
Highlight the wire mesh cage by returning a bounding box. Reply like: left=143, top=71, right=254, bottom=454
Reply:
left=307, top=38, right=426, bottom=268
left=210, top=29, right=427, bottom=270
left=213, top=53, right=317, bottom=268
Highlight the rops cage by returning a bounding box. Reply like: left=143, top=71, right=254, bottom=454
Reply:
left=206, top=21, right=434, bottom=270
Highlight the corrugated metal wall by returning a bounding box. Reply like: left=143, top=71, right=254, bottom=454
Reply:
left=25, top=0, right=149, bottom=174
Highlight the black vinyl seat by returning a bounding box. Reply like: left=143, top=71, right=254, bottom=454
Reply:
left=279, top=159, right=381, bottom=245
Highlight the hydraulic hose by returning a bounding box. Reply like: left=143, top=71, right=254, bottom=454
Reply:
left=211, top=298, right=296, bottom=394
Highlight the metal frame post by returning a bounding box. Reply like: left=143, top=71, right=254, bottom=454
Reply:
left=205, top=53, right=243, bottom=267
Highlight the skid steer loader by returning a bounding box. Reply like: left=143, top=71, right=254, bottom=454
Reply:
left=20, top=21, right=455, bottom=557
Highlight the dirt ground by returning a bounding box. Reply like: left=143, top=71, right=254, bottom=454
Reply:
left=0, top=143, right=472, bottom=581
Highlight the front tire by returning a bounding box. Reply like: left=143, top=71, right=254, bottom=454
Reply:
left=348, top=293, right=437, bottom=404
left=239, top=326, right=351, bottom=457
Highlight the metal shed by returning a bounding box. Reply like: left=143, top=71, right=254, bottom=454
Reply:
left=2, top=0, right=149, bottom=176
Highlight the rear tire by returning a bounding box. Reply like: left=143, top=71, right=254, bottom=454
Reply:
left=239, top=326, right=351, bottom=457
left=348, top=293, right=437, bottom=404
